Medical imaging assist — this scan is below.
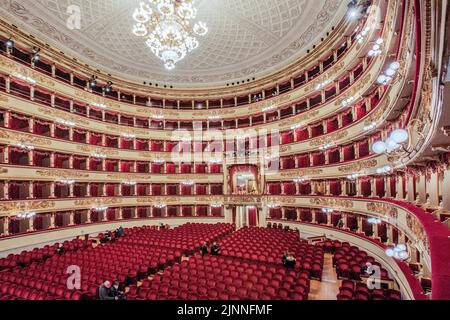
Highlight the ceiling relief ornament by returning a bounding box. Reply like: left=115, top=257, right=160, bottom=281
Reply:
left=0, top=0, right=347, bottom=86
left=309, top=198, right=353, bottom=209
left=337, top=159, right=378, bottom=174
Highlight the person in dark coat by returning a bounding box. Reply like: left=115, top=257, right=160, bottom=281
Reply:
left=98, top=281, right=118, bottom=300
left=211, top=242, right=220, bottom=256
left=110, top=280, right=125, bottom=300
left=200, top=242, right=209, bottom=257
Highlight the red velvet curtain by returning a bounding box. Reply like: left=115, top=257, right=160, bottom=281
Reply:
left=181, top=184, right=192, bottom=195
left=196, top=206, right=208, bottom=217
left=282, top=157, right=295, bottom=169
left=181, top=163, right=192, bottom=174
left=330, top=180, right=341, bottom=196
left=284, top=182, right=296, bottom=195
left=300, top=209, right=312, bottom=222
left=166, top=163, right=176, bottom=174
left=269, top=208, right=282, bottom=219
left=211, top=184, right=223, bottom=195
left=268, top=183, right=281, bottom=195
left=210, top=163, right=221, bottom=173
left=376, top=177, right=385, bottom=197
left=248, top=207, right=258, bottom=227
left=196, top=185, right=207, bottom=195
left=136, top=139, right=148, bottom=151
left=152, top=184, right=162, bottom=196
left=296, top=128, right=309, bottom=141
left=361, top=179, right=371, bottom=197
left=297, top=154, right=310, bottom=168
left=343, top=145, right=355, bottom=161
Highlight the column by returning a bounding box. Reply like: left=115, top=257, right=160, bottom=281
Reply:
left=312, top=209, right=317, bottom=224
left=342, top=213, right=348, bottom=229
left=373, top=223, right=379, bottom=239
left=387, top=225, right=394, bottom=245
left=2, top=217, right=9, bottom=236
left=50, top=182, right=55, bottom=198
left=50, top=212, right=56, bottom=229
left=326, top=212, right=332, bottom=226
left=356, top=179, right=362, bottom=196
left=416, top=173, right=427, bottom=205
left=68, top=212, right=75, bottom=226
left=341, top=180, right=347, bottom=196
left=370, top=177, right=377, bottom=197
left=357, top=216, right=363, bottom=233
left=442, top=169, right=450, bottom=211
left=385, top=176, right=392, bottom=198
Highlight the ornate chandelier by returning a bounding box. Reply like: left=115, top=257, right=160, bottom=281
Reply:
left=132, top=0, right=208, bottom=70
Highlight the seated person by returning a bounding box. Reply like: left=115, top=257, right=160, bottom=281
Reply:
left=110, top=280, right=126, bottom=300
left=211, top=242, right=220, bottom=256
left=282, top=251, right=296, bottom=268
left=98, top=281, right=119, bottom=300
left=200, top=242, right=209, bottom=257
left=55, top=244, right=65, bottom=256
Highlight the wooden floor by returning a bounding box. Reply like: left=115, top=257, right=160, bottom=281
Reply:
left=309, top=253, right=340, bottom=300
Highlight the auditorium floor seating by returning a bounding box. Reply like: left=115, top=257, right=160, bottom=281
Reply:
left=0, top=223, right=405, bottom=300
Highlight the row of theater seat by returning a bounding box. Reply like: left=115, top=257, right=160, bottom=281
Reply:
left=337, top=280, right=401, bottom=300
left=218, top=227, right=324, bottom=280
left=0, top=238, right=92, bottom=270
left=0, top=223, right=235, bottom=300
left=329, top=241, right=391, bottom=281
left=117, top=223, right=235, bottom=255
left=126, top=254, right=311, bottom=300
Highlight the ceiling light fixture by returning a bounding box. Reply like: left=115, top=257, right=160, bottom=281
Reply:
left=132, top=0, right=208, bottom=70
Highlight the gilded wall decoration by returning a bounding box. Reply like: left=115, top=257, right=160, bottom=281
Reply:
left=337, top=159, right=378, bottom=174
left=280, top=110, right=320, bottom=127
left=0, top=201, right=55, bottom=214
left=77, top=145, right=119, bottom=156
left=279, top=168, right=323, bottom=178
left=0, top=130, right=52, bottom=146
left=38, top=107, right=89, bottom=126
left=74, top=198, right=123, bottom=207
left=267, top=196, right=297, bottom=204
left=36, top=169, right=89, bottom=179
left=0, top=167, right=8, bottom=174
left=136, top=197, right=180, bottom=204
left=0, top=94, right=9, bottom=102
left=406, top=214, right=430, bottom=255
left=366, top=202, right=398, bottom=219
left=309, top=198, right=353, bottom=209
left=309, top=130, right=348, bottom=147
left=224, top=195, right=262, bottom=205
